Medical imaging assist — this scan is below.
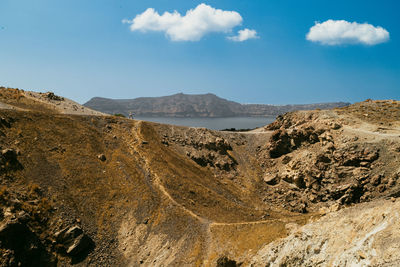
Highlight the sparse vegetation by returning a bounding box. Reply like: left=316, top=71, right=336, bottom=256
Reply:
left=1, top=89, right=400, bottom=266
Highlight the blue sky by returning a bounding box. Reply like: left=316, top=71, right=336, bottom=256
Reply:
left=0, top=0, right=399, bottom=104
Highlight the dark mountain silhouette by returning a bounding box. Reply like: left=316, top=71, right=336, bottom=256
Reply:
left=1, top=88, right=400, bottom=266
left=84, top=93, right=350, bottom=117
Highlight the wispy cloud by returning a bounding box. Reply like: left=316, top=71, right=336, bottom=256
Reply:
left=228, top=28, right=258, bottom=42
left=123, top=4, right=256, bottom=42
left=306, top=20, right=389, bottom=45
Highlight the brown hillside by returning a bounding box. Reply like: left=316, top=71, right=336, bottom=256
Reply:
left=1, top=88, right=400, bottom=266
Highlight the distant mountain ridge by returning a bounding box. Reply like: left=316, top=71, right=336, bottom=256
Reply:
left=83, top=93, right=350, bottom=117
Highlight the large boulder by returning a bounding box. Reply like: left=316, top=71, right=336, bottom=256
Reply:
left=54, top=225, right=93, bottom=257
left=268, top=127, right=322, bottom=158
left=0, top=219, right=54, bottom=266
left=0, top=148, right=22, bottom=172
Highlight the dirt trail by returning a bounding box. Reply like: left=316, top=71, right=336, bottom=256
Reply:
left=2, top=88, right=400, bottom=266
left=0, top=88, right=106, bottom=115
left=0, top=100, right=18, bottom=110
left=344, top=125, right=400, bottom=137
left=153, top=170, right=207, bottom=223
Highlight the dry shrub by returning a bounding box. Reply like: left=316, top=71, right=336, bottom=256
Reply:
left=28, top=183, right=42, bottom=196
left=0, top=186, right=8, bottom=202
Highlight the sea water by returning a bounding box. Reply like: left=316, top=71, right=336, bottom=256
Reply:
left=134, top=116, right=276, bottom=130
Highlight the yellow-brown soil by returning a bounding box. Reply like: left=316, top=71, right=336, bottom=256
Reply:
left=0, top=88, right=399, bottom=266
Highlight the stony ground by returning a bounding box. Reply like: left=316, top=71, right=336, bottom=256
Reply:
left=0, top=87, right=106, bottom=116
left=250, top=198, right=400, bottom=267
left=0, top=87, right=399, bottom=266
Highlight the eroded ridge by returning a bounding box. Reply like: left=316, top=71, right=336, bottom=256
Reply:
left=0, top=89, right=399, bottom=266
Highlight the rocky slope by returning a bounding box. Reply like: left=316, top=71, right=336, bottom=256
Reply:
left=84, top=93, right=349, bottom=117
left=0, top=87, right=106, bottom=116
left=0, top=87, right=399, bottom=266
left=250, top=198, right=400, bottom=266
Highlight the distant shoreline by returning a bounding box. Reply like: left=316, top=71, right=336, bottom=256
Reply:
left=84, top=93, right=350, bottom=118
left=133, top=116, right=276, bottom=130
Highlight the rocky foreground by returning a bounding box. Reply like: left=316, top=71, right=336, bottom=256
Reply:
left=0, top=88, right=399, bottom=266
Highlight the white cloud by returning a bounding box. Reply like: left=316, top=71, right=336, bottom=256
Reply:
left=228, top=28, right=258, bottom=42
left=123, top=4, right=244, bottom=41
left=306, top=20, right=389, bottom=45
